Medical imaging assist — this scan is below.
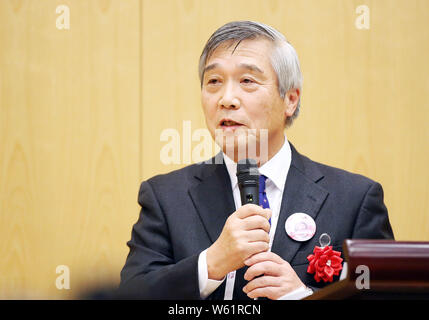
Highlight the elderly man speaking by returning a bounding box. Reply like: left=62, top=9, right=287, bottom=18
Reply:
left=119, top=21, right=394, bottom=300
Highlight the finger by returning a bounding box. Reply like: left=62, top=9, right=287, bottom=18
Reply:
left=246, top=229, right=270, bottom=243
left=238, top=204, right=271, bottom=220
left=243, top=275, right=280, bottom=295
left=243, top=215, right=271, bottom=233
left=263, top=208, right=272, bottom=221
left=247, top=241, right=270, bottom=257
left=246, top=287, right=277, bottom=300
left=244, top=261, right=280, bottom=281
left=244, top=251, right=285, bottom=266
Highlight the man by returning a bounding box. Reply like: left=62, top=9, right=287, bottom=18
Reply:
left=119, top=21, right=394, bottom=300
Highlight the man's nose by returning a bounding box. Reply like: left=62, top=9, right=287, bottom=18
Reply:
left=218, top=82, right=240, bottom=109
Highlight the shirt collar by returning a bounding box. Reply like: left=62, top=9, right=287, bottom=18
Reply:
left=223, top=134, right=291, bottom=192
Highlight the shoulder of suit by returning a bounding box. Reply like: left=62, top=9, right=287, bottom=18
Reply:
left=143, top=162, right=210, bottom=190
left=297, top=152, right=380, bottom=189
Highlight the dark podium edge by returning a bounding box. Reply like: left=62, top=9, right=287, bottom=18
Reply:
left=304, top=239, right=429, bottom=300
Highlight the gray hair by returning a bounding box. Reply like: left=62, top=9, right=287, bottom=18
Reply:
left=198, top=21, right=303, bottom=127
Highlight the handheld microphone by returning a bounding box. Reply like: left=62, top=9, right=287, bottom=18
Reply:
left=236, top=158, right=259, bottom=205
left=236, top=159, right=263, bottom=300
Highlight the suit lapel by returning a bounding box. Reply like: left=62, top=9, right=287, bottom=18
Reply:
left=188, top=145, right=329, bottom=263
left=271, top=144, right=329, bottom=263
left=188, top=159, right=236, bottom=243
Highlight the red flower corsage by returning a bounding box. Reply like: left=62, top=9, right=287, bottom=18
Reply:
left=307, top=246, right=343, bottom=282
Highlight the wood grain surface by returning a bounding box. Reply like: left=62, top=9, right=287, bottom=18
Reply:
left=0, top=0, right=428, bottom=298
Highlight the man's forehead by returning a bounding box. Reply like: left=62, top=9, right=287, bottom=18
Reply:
left=209, top=37, right=273, bottom=57
left=204, top=38, right=273, bottom=70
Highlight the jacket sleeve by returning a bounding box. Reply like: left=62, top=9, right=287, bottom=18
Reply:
left=351, top=181, right=394, bottom=240
left=118, top=180, right=202, bottom=299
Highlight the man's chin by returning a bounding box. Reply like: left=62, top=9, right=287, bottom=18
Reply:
left=213, top=127, right=269, bottom=163
left=215, top=137, right=260, bottom=163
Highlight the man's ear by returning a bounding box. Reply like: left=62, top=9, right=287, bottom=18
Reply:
left=284, top=88, right=300, bottom=118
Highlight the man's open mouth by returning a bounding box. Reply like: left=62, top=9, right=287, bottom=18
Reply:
left=219, top=119, right=244, bottom=127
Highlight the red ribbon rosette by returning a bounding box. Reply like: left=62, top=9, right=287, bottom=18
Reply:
left=307, top=246, right=343, bottom=282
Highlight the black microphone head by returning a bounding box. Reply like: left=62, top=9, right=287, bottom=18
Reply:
left=237, top=158, right=258, bottom=174
left=237, top=158, right=259, bottom=182
left=236, top=159, right=259, bottom=205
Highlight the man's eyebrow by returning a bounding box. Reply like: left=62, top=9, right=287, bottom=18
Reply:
left=203, top=63, right=219, bottom=75
left=238, top=63, right=264, bottom=74
left=203, top=62, right=264, bottom=75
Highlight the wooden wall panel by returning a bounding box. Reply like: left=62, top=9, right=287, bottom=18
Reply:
left=0, top=0, right=428, bottom=299
left=0, top=0, right=141, bottom=298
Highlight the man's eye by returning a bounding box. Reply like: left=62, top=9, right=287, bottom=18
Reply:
left=207, top=79, right=219, bottom=85
left=242, top=78, right=254, bottom=84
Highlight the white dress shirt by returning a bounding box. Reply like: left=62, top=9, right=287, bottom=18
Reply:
left=198, top=136, right=313, bottom=300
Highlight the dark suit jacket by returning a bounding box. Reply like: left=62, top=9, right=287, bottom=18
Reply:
left=119, top=143, right=394, bottom=299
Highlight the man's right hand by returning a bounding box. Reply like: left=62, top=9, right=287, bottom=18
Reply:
left=206, top=204, right=272, bottom=280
